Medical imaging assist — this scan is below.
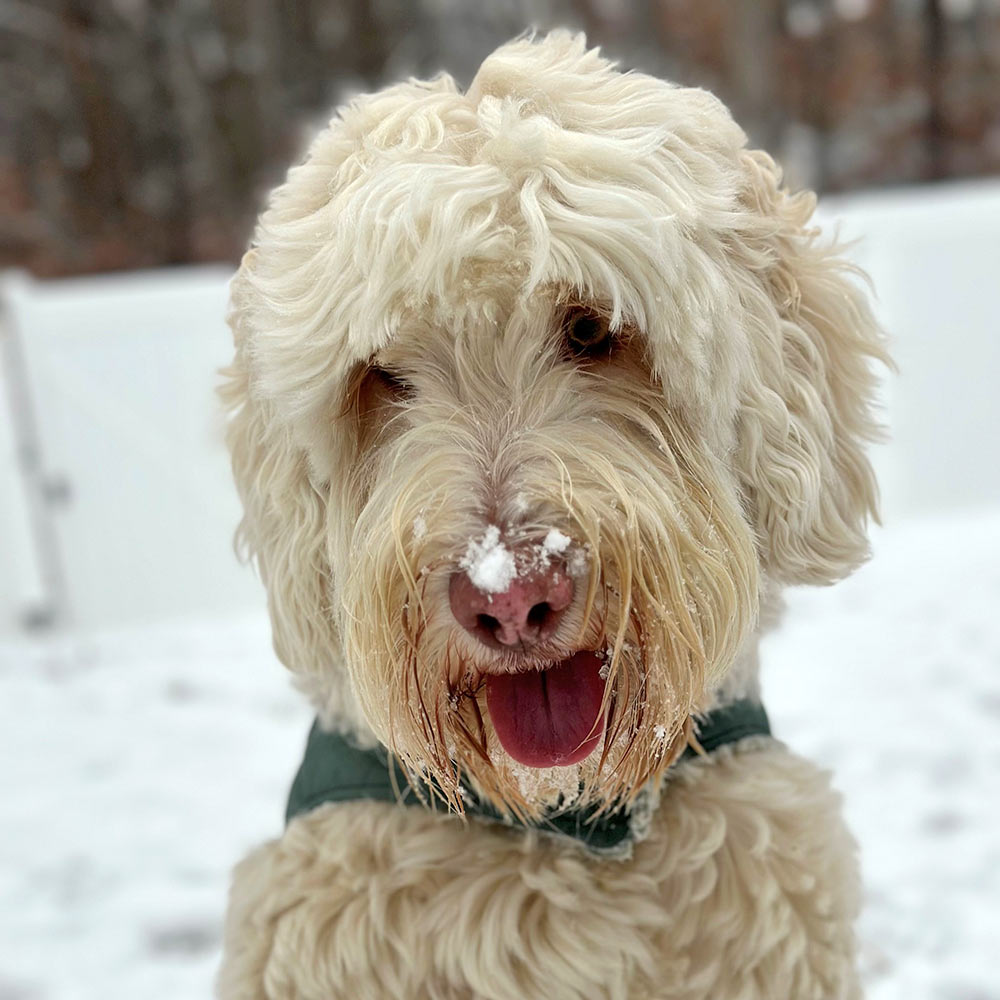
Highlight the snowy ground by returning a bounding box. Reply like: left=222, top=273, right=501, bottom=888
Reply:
left=763, top=509, right=1000, bottom=1000
left=2, top=509, right=998, bottom=1000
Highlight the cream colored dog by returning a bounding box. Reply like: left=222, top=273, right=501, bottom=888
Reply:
left=217, top=31, right=888, bottom=1000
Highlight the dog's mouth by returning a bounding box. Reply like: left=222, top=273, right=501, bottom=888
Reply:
left=484, top=650, right=607, bottom=769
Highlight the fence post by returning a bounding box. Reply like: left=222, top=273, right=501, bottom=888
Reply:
left=0, top=275, right=71, bottom=630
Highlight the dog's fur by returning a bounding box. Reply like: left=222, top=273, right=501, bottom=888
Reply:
left=217, top=32, right=888, bottom=1000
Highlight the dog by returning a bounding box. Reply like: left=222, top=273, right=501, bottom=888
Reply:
left=217, top=31, right=888, bottom=1000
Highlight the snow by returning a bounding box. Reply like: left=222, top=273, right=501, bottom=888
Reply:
left=459, top=525, right=517, bottom=593
left=567, top=545, right=591, bottom=578
left=0, top=616, right=310, bottom=1000
left=2, top=508, right=997, bottom=999
left=542, top=529, right=571, bottom=556
left=762, top=508, right=1000, bottom=1000
left=458, top=527, right=578, bottom=594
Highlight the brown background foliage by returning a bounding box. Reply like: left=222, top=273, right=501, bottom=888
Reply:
left=2, top=0, right=998, bottom=278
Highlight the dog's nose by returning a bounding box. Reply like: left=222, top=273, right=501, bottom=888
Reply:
left=449, top=548, right=574, bottom=651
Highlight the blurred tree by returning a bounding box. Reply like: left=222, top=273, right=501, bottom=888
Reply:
left=1, top=0, right=998, bottom=277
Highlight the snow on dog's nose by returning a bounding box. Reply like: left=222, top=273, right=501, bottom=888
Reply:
left=449, top=528, right=575, bottom=652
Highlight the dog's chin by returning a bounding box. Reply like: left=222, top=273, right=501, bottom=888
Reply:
left=484, top=650, right=608, bottom=770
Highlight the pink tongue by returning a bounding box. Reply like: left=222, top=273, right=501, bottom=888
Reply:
left=485, top=651, right=607, bottom=768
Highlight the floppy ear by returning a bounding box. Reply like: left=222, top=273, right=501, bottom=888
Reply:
left=220, top=255, right=339, bottom=682
left=735, top=150, right=891, bottom=586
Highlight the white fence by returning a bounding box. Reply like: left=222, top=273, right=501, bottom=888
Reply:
left=1, top=267, right=265, bottom=633
left=816, top=179, right=1000, bottom=523
left=2, top=180, right=998, bottom=634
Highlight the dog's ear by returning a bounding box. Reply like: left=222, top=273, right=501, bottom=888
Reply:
left=220, top=256, right=339, bottom=679
left=734, top=150, right=891, bottom=586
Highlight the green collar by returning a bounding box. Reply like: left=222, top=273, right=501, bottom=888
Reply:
left=286, top=699, right=770, bottom=856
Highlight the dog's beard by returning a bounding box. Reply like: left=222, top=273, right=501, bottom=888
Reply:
left=337, top=400, right=759, bottom=822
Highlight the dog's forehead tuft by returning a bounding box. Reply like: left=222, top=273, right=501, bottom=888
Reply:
left=474, top=97, right=552, bottom=172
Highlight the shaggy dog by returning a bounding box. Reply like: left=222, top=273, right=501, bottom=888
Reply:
left=217, top=31, right=888, bottom=1000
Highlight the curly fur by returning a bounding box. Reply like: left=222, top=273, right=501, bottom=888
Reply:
left=218, top=30, right=888, bottom=999
left=219, top=745, right=861, bottom=1000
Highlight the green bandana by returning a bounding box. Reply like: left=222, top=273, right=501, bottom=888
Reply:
left=286, top=699, right=771, bottom=856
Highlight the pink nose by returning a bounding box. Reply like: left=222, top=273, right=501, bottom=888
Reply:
left=449, top=547, right=575, bottom=651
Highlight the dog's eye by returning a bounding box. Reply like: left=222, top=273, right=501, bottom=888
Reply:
left=372, top=366, right=412, bottom=398
left=562, top=306, right=615, bottom=360
left=359, top=365, right=414, bottom=408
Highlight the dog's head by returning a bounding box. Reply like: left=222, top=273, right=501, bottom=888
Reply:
left=223, top=32, right=888, bottom=818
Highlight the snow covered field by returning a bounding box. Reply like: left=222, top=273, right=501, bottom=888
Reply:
left=2, top=507, right=998, bottom=1000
